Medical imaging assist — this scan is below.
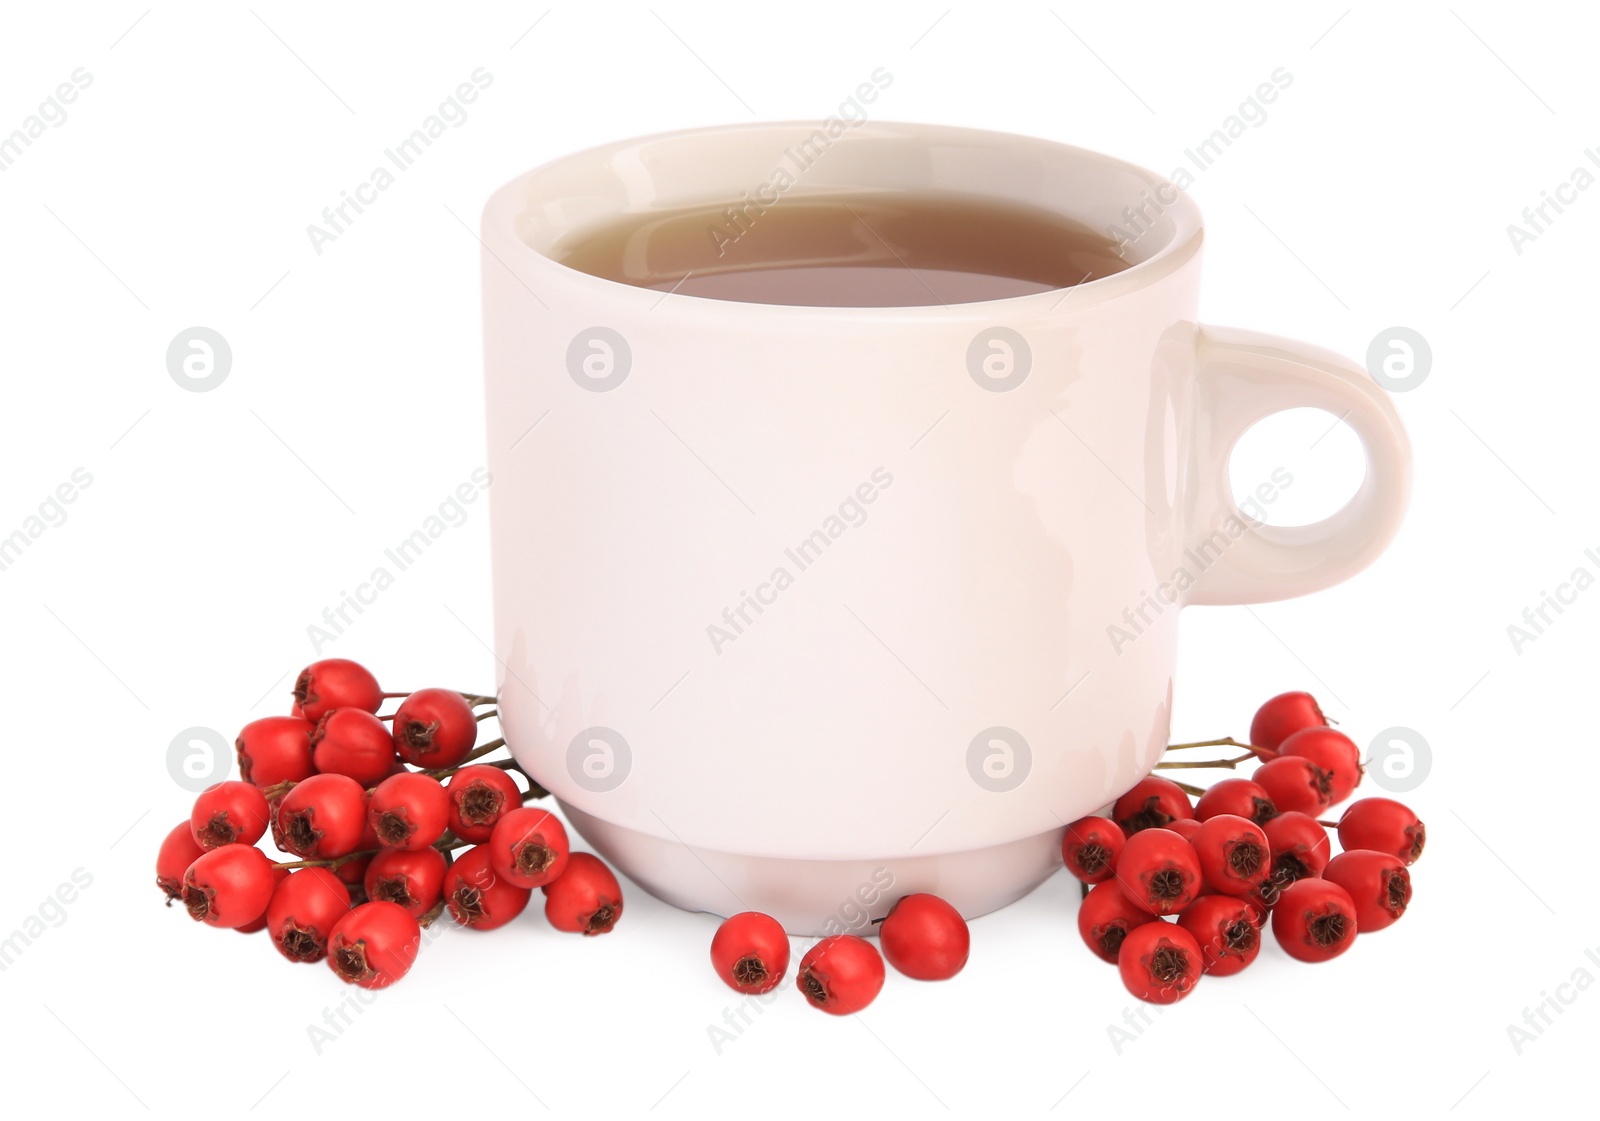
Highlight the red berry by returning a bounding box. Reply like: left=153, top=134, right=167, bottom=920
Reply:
left=711, top=912, right=791, bottom=994
left=489, top=808, right=570, bottom=889
left=391, top=688, right=478, bottom=768
left=1112, top=776, right=1195, bottom=835
left=1271, top=878, right=1358, bottom=962
left=1116, top=828, right=1201, bottom=916
left=1324, top=850, right=1411, bottom=932
left=445, top=765, right=523, bottom=843
left=365, top=847, right=447, bottom=919
left=182, top=844, right=277, bottom=929
left=796, top=935, right=885, bottom=1014
left=235, top=716, right=316, bottom=787
left=236, top=866, right=290, bottom=933
left=326, top=901, right=420, bottom=989
left=1195, top=778, right=1278, bottom=826
left=275, top=773, right=368, bottom=860
left=879, top=894, right=970, bottom=981
left=443, top=845, right=531, bottom=931
left=1250, top=691, right=1328, bottom=752
left=156, top=821, right=206, bottom=903
left=1279, top=727, right=1362, bottom=805
left=189, top=780, right=271, bottom=850
left=1261, top=811, right=1333, bottom=901
left=542, top=852, right=623, bottom=935
left=1078, top=880, right=1158, bottom=963
left=310, top=708, right=396, bottom=787
left=1166, top=818, right=1203, bottom=842
left=1254, top=755, right=1333, bottom=817
left=294, top=659, right=383, bottom=722
left=1337, top=798, right=1425, bottom=865
left=1192, top=814, right=1271, bottom=898
left=1177, top=895, right=1262, bottom=976
left=1117, top=921, right=1202, bottom=1004
left=367, top=772, right=449, bottom=851
left=266, top=867, right=351, bottom=962
left=1061, top=817, right=1126, bottom=884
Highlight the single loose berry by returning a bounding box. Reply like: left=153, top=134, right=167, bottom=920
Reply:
left=1113, top=776, right=1195, bottom=835
left=267, top=867, right=351, bottom=962
left=391, top=688, right=478, bottom=768
left=1250, top=691, right=1328, bottom=752
left=1337, top=798, right=1425, bottom=865
left=445, top=764, right=523, bottom=843
left=1262, top=811, right=1333, bottom=898
left=189, top=780, right=271, bottom=850
left=310, top=708, right=396, bottom=787
left=235, top=716, right=316, bottom=787
left=182, top=844, right=277, bottom=929
left=1177, top=895, right=1262, bottom=976
left=1061, top=816, right=1126, bottom=884
left=156, top=821, right=206, bottom=903
left=796, top=935, right=885, bottom=1014
left=1195, top=778, right=1278, bottom=826
left=489, top=808, right=570, bottom=889
left=1117, top=921, right=1202, bottom=1004
left=365, top=846, right=447, bottom=919
left=1116, top=827, right=1201, bottom=916
left=1192, top=814, right=1271, bottom=898
left=443, top=845, right=531, bottom=931
left=367, top=772, right=450, bottom=851
left=1324, top=850, right=1411, bottom=932
left=542, top=852, right=623, bottom=935
left=275, top=773, right=368, bottom=860
left=1279, top=727, right=1363, bottom=805
left=1271, top=878, right=1358, bottom=962
left=1077, top=880, right=1158, bottom=964
left=711, top=912, right=791, bottom=994
left=294, top=659, right=383, bottom=722
left=326, top=901, right=421, bottom=989
left=1254, top=755, right=1333, bottom=817
left=879, top=894, right=969, bottom=981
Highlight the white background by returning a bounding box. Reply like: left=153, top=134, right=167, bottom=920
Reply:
left=1, top=2, right=1592, bottom=1116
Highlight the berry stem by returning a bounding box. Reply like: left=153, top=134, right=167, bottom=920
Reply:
left=271, top=836, right=470, bottom=872
left=1154, top=752, right=1258, bottom=771
left=426, top=738, right=507, bottom=777
left=1167, top=779, right=1207, bottom=797
left=417, top=900, right=447, bottom=928
left=1316, top=819, right=1338, bottom=828
left=475, top=710, right=498, bottom=722
left=1165, top=736, right=1255, bottom=752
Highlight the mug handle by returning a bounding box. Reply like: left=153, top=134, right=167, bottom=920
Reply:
left=1184, top=326, right=1411, bottom=606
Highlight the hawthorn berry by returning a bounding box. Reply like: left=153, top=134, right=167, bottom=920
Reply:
left=1077, top=880, right=1158, bottom=964
left=294, top=659, right=383, bottom=722
left=1118, top=921, right=1202, bottom=1004
left=326, top=901, right=421, bottom=989
left=542, top=852, right=623, bottom=935
left=711, top=912, right=791, bottom=994
left=1279, top=727, right=1363, bottom=805
left=267, top=867, right=351, bottom=962
left=275, top=773, right=368, bottom=860
left=443, top=845, right=531, bottom=931
left=1177, top=895, right=1262, bottom=976
left=489, top=808, right=570, bottom=889
left=310, top=708, right=396, bottom=788
left=156, top=821, right=206, bottom=903
left=1167, top=818, right=1203, bottom=842
left=879, top=894, right=970, bottom=981
left=1337, top=798, right=1425, bottom=865
left=367, top=772, right=450, bottom=851
left=1061, top=816, right=1126, bottom=884
left=1324, top=850, right=1411, bottom=932
left=182, top=844, right=277, bottom=929
left=1113, top=776, right=1195, bottom=835
left=1254, top=755, right=1333, bottom=817
left=189, top=780, right=271, bottom=850
left=1262, top=811, right=1332, bottom=894
left=365, top=847, right=447, bottom=919
left=796, top=935, right=885, bottom=1014
left=445, top=764, right=523, bottom=843
left=1250, top=691, right=1327, bottom=752
left=391, top=688, right=478, bottom=769
left=1192, top=814, right=1271, bottom=898
left=235, top=716, right=316, bottom=787
left=1195, top=778, right=1278, bottom=826
left=1116, top=827, right=1201, bottom=916
left=1272, top=878, right=1358, bottom=962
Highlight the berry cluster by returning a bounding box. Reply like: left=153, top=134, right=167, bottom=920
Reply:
left=710, top=893, right=970, bottom=1015
left=156, top=658, right=624, bottom=989
left=1065, top=691, right=1425, bottom=1004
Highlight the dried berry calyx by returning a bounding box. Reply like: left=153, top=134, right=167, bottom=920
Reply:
left=733, top=956, right=768, bottom=988
left=1308, top=912, right=1347, bottom=947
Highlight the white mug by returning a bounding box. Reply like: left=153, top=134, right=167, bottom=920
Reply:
left=480, top=122, right=1410, bottom=933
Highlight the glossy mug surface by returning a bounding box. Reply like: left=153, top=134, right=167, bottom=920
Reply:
left=479, top=122, right=1410, bottom=933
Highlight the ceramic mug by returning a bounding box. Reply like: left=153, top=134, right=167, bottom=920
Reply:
left=480, top=122, right=1409, bottom=933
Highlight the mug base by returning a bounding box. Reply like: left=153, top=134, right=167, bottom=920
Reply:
left=558, top=800, right=1063, bottom=935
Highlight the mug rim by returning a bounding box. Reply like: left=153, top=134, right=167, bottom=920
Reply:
left=482, top=120, right=1205, bottom=319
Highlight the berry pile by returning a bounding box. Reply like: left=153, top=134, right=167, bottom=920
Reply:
left=1065, top=691, right=1425, bottom=1003
left=156, top=658, right=624, bottom=989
